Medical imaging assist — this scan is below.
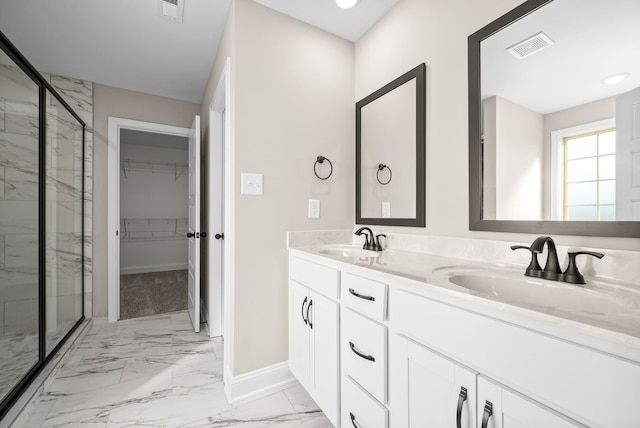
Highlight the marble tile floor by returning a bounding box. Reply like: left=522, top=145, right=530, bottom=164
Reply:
left=16, top=312, right=332, bottom=427
left=0, top=333, right=39, bottom=403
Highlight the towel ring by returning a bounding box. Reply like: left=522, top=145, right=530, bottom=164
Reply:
left=377, top=164, right=392, bottom=185
left=314, top=156, right=333, bottom=180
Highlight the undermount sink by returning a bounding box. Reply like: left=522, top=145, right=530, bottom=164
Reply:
left=443, top=269, right=637, bottom=316
left=318, top=245, right=381, bottom=259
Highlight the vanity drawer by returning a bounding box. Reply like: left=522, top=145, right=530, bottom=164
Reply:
left=342, top=308, right=387, bottom=404
left=342, top=375, right=388, bottom=428
left=289, top=256, right=339, bottom=299
left=341, top=272, right=387, bottom=321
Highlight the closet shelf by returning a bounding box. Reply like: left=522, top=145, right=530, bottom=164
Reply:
left=120, top=217, right=188, bottom=242
left=120, top=158, right=188, bottom=180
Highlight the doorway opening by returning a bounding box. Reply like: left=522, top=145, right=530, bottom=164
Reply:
left=119, top=129, right=189, bottom=319
left=107, top=118, right=194, bottom=324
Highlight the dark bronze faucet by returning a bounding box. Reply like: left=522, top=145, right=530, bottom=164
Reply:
left=511, top=236, right=604, bottom=285
left=354, top=227, right=386, bottom=251
left=529, top=236, right=563, bottom=281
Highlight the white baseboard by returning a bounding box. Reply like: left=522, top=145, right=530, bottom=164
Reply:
left=224, top=362, right=296, bottom=406
left=120, top=263, right=187, bottom=275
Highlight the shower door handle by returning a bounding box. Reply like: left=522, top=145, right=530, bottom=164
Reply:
left=215, top=233, right=224, bottom=240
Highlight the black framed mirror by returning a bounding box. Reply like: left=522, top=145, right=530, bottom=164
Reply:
left=468, top=0, right=640, bottom=237
left=356, top=63, right=426, bottom=227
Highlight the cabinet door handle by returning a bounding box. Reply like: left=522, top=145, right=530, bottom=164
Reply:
left=349, top=288, right=375, bottom=301
left=349, top=341, right=375, bottom=362
left=350, top=412, right=361, bottom=428
left=307, top=299, right=313, bottom=329
left=456, top=386, right=468, bottom=428
left=301, top=296, right=308, bottom=325
left=481, top=400, right=493, bottom=428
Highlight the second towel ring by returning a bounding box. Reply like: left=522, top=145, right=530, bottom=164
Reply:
left=377, top=163, right=392, bottom=185
left=314, top=156, right=333, bottom=180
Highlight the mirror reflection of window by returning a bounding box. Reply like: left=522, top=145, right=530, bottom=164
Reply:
left=562, top=128, right=616, bottom=221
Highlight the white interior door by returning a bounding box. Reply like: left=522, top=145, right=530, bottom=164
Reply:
left=188, top=115, right=201, bottom=332
left=616, top=86, right=640, bottom=220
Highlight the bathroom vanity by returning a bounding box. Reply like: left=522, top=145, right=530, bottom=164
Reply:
left=288, top=237, right=640, bottom=428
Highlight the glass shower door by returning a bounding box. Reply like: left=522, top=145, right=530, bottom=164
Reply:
left=0, top=48, right=40, bottom=404
left=45, top=90, right=84, bottom=355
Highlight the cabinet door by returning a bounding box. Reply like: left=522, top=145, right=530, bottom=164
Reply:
left=477, top=376, right=584, bottom=428
left=309, top=290, right=340, bottom=427
left=390, top=335, right=477, bottom=428
left=289, top=281, right=310, bottom=389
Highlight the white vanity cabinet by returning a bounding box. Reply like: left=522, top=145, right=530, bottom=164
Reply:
left=288, top=249, right=640, bottom=428
left=476, top=376, right=582, bottom=428
left=390, top=287, right=640, bottom=427
left=390, top=335, right=478, bottom=428
left=340, top=272, right=389, bottom=427
left=289, top=257, right=340, bottom=426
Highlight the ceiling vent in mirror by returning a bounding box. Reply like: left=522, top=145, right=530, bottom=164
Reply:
left=506, top=32, right=554, bottom=59
left=158, top=0, right=184, bottom=23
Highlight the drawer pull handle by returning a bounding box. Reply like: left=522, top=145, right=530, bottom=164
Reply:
left=350, top=412, right=361, bottom=428
left=456, top=386, right=467, bottom=428
left=301, top=296, right=308, bottom=325
left=481, top=400, right=493, bottom=428
left=349, top=288, right=375, bottom=301
left=307, top=299, right=313, bottom=329
left=349, top=341, right=375, bottom=362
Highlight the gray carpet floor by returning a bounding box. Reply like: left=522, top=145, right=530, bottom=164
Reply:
left=119, top=270, right=188, bottom=320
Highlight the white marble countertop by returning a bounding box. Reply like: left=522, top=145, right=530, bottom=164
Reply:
left=289, top=243, right=640, bottom=364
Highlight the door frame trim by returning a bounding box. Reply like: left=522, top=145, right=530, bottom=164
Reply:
left=208, top=58, right=232, bottom=339
left=107, top=117, right=191, bottom=322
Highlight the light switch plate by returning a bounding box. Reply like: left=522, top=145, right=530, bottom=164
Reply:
left=382, top=202, right=391, bottom=218
left=241, top=173, right=263, bottom=195
left=308, top=199, right=320, bottom=219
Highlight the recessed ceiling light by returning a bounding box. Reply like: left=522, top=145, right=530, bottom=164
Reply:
left=602, top=72, right=630, bottom=85
left=336, top=0, right=358, bottom=9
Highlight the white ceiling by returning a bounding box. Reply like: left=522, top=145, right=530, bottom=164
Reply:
left=254, top=0, right=399, bottom=42
left=0, top=0, right=398, bottom=104
left=481, top=0, right=640, bottom=114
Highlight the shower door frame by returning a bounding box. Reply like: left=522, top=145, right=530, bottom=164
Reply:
left=0, top=31, right=86, bottom=421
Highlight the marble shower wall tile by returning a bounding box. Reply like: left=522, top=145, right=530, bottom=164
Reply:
left=0, top=64, right=39, bottom=103
left=50, top=75, right=93, bottom=130
left=0, top=201, right=38, bottom=234
left=0, top=132, right=39, bottom=169
left=4, top=167, right=38, bottom=201
left=48, top=75, right=94, bottom=319
left=47, top=169, right=83, bottom=202
left=0, top=234, right=4, bottom=268
left=5, top=298, right=39, bottom=335
left=0, top=98, right=5, bottom=132
left=5, top=101, right=38, bottom=137
left=48, top=137, right=83, bottom=171
left=0, top=166, right=4, bottom=200
left=5, top=233, right=38, bottom=268
left=47, top=200, right=83, bottom=233
left=0, top=268, right=38, bottom=302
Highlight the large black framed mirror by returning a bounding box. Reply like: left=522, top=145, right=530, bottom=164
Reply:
left=356, top=63, right=426, bottom=227
left=469, top=0, right=640, bottom=237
